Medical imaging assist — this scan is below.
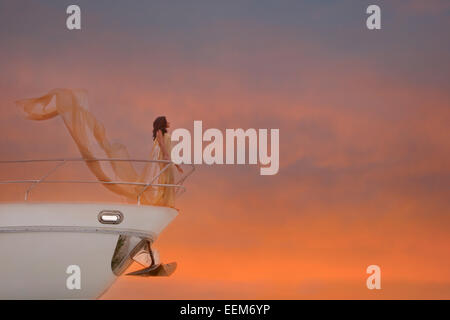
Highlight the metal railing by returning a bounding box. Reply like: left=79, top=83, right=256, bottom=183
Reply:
left=0, top=158, right=195, bottom=205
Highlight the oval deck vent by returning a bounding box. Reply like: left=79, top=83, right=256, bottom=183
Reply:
left=98, top=210, right=124, bottom=224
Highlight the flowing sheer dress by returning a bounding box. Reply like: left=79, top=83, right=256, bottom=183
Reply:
left=15, top=88, right=175, bottom=207
left=150, top=133, right=175, bottom=207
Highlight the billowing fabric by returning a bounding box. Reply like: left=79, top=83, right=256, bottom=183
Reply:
left=15, top=88, right=175, bottom=207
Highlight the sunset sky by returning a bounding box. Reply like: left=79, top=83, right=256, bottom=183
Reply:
left=0, top=0, right=449, bottom=299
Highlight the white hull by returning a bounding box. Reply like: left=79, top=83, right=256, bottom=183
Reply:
left=0, top=202, right=178, bottom=299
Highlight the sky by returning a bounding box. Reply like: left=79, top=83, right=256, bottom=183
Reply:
left=0, top=0, right=449, bottom=299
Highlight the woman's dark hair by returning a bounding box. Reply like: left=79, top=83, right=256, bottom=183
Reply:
left=153, top=116, right=168, bottom=140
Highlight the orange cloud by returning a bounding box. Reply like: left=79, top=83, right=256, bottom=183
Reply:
left=1, top=13, right=449, bottom=299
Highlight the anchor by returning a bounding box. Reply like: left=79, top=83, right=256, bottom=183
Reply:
left=126, top=240, right=177, bottom=277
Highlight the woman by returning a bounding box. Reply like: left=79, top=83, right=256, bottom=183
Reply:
left=151, top=116, right=183, bottom=207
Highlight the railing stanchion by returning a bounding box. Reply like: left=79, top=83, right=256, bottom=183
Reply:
left=25, top=160, right=66, bottom=201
